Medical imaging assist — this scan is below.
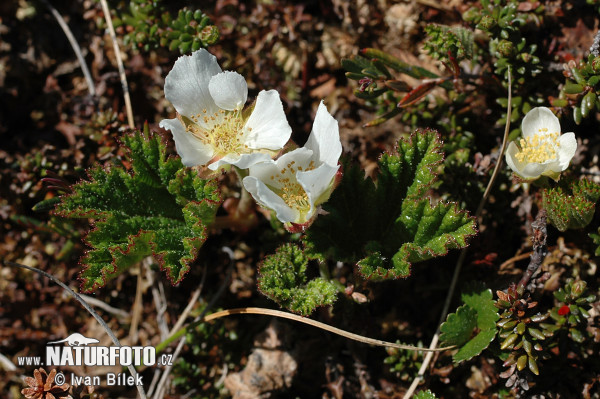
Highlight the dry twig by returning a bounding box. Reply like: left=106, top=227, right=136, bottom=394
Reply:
left=41, top=0, right=96, bottom=96
left=98, top=0, right=134, bottom=128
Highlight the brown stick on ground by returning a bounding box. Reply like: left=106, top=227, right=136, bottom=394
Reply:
left=518, top=209, right=548, bottom=290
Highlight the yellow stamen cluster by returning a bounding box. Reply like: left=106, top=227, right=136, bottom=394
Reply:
left=514, top=130, right=560, bottom=164
left=185, top=108, right=249, bottom=156
left=270, top=160, right=317, bottom=219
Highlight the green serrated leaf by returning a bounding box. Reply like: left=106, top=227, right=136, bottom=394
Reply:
left=305, top=129, right=476, bottom=280
left=440, top=283, right=499, bottom=363
left=55, top=130, right=221, bottom=292
left=461, top=283, right=500, bottom=330
left=440, top=304, right=477, bottom=347
left=543, top=177, right=600, bottom=231
left=258, top=244, right=338, bottom=315
left=453, top=329, right=497, bottom=363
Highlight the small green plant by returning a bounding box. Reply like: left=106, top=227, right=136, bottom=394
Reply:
left=549, top=279, right=596, bottom=343
left=109, top=0, right=219, bottom=53
left=384, top=341, right=423, bottom=381
left=495, top=284, right=550, bottom=377
left=542, top=177, right=600, bottom=231
left=553, top=54, right=600, bottom=124
left=423, top=24, right=474, bottom=62
left=258, top=244, right=338, bottom=315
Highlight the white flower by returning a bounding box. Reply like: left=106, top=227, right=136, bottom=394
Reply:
left=505, top=107, right=577, bottom=181
left=159, top=49, right=292, bottom=170
left=242, top=101, right=342, bottom=229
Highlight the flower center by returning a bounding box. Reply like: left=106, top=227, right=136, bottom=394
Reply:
left=184, top=109, right=249, bottom=156
left=270, top=160, right=317, bottom=220
left=514, top=129, right=560, bottom=164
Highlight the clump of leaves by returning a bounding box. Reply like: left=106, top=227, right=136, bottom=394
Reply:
left=549, top=279, right=596, bottom=343
left=463, top=0, right=544, bottom=134
left=54, top=128, right=221, bottom=292
left=542, top=177, right=600, bottom=232
left=304, top=129, right=477, bottom=280
left=109, top=0, right=219, bottom=53
left=423, top=24, right=474, bottom=62
left=462, top=0, right=542, bottom=84
left=553, top=54, right=600, bottom=124
left=258, top=244, right=338, bottom=316
left=495, top=284, right=551, bottom=377
left=439, top=283, right=499, bottom=363
left=384, top=341, right=423, bottom=381
left=342, top=49, right=452, bottom=126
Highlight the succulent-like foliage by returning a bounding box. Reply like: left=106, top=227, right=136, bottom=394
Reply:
left=384, top=341, right=423, bottom=381
left=110, top=1, right=219, bottom=53
left=439, top=284, right=499, bottom=363
left=258, top=244, right=338, bottom=315
left=549, top=279, right=596, bottom=343
left=553, top=54, right=600, bottom=124
left=542, top=177, right=600, bottom=232
left=462, top=0, right=541, bottom=84
left=304, top=129, right=477, bottom=280
left=463, top=0, right=544, bottom=134
left=54, top=129, right=221, bottom=292
left=423, top=24, right=474, bottom=61
left=495, top=285, right=552, bottom=376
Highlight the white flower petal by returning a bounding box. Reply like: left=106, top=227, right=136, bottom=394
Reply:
left=556, top=132, right=577, bottom=170
left=519, top=162, right=548, bottom=180
left=505, top=141, right=546, bottom=179
left=297, top=163, right=339, bottom=212
left=164, top=49, right=221, bottom=118
left=521, top=107, right=561, bottom=138
left=160, top=118, right=214, bottom=167
left=274, top=147, right=314, bottom=169
left=244, top=90, right=291, bottom=150
left=208, top=152, right=272, bottom=171
left=208, top=71, right=248, bottom=111
left=247, top=160, right=283, bottom=188
left=505, top=141, right=523, bottom=174
left=243, top=176, right=297, bottom=223
left=304, top=101, right=342, bottom=166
